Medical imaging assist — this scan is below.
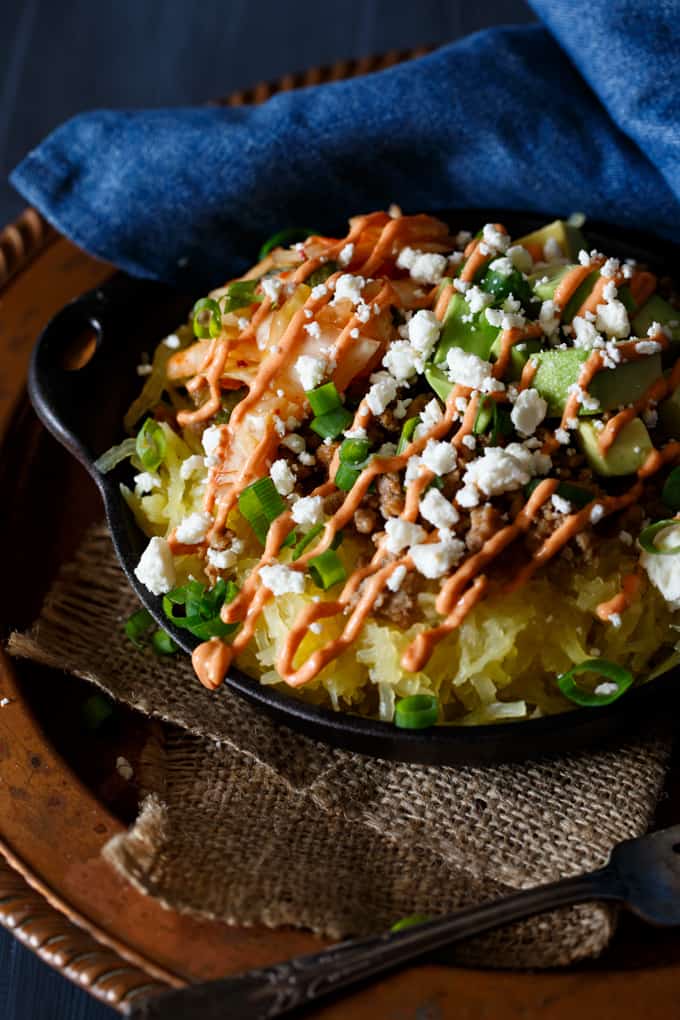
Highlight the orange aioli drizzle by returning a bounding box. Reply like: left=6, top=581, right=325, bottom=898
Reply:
left=598, top=356, right=680, bottom=454
left=629, top=271, right=657, bottom=307
left=596, top=572, right=642, bottom=622
left=184, top=216, right=680, bottom=693
left=459, top=224, right=507, bottom=283
left=492, top=322, right=543, bottom=380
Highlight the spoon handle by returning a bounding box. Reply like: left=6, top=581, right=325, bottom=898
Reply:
left=129, top=866, right=621, bottom=1019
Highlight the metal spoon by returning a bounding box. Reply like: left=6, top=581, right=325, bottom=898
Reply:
left=128, top=823, right=680, bottom=1019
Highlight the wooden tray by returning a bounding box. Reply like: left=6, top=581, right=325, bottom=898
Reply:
left=1, top=55, right=680, bottom=1020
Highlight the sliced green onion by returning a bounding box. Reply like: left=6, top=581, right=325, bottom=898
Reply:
left=473, top=396, right=494, bottom=436
left=396, top=417, right=418, bottom=455
left=291, top=522, right=324, bottom=559
left=390, top=914, right=431, bottom=933
left=525, top=477, right=593, bottom=509
left=125, top=608, right=154, bottom=649
left=81, top=693, right=114, bottom=731
left=258, top=227, right=316, bottom=261
left=220, top=280, right=263, bottom=315
left=334, top=462, right=362, bottom=491
left=339, top=437, right=371, bottom=465
left=152, top=630, right=178, bottom=655
left=136, top=419, right=167, bottom=472
left=662, top=468, right=680, bottom=512
left=306, top=261, right=338, bottom=287
left=307, top=382, right=343, bottom=416
left=308, top=549, right=346, bottom=589
left=162, top=579, right=239, bottom=640
left=394, top=694, right=439, bottom=729
left=639, top=519, right=680, bottom=556
left=94, top=437, right=137, bottom=474
left=238, top=477, right=286, bottom=543
left=310, top=407, right=353, bottom=440
left=557, top=659, right=634, bottom=707
left=192, top=297, right=223, bottom=338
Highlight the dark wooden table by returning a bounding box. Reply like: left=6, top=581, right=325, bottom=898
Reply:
left=0, top=3, right=536, bottom=1017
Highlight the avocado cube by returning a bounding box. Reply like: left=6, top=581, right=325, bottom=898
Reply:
left=434, top=293, right=499, bottom=364
left=532, top=349, right=662, bottom=417
left=529, top=263, right=573, bottom=302
left=489, top=334, right=542, bottom=381
left=632, top=294, right=680, bottom=341
left=577, top=417, right=653, bottom=477
left=659, top=387, right=680, bottom=438
left=513, top=219, right=587, bottom=262
left=424, top=363, right=453, bottom=402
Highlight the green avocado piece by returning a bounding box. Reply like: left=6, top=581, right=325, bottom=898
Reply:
left=577, top=417, right=652, bottom=477
left=424, top=363, right=453, bottom=402
left=529, top=263, right=573, bottom=302
left=532, top=350, right=662, bottom=417
left=489, top=334, right=542, bottom=381
left=561, top=270, right=598, bottom=323
left=632, top=294, right=680, bottom=341
left=434, top=292, right=499, bottom=363
left=513, top=219, right=587, bottom=262
left=659, top=387, right=680, bottom=438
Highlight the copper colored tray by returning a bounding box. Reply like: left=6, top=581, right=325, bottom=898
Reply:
left=2, top=55, right=680, bottom=1019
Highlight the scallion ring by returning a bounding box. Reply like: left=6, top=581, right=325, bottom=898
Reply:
left=136, top=418, right=167, bottom=472
left=258, top=227, right=316, bottom=261
left=390, top=914, right=431, bottom=933
left=310, top=407, right=354, bottom=440
left=238, top=477, right=286, bottom=543
left=339, top=437, right=371, bottom=465
left=639, top=519, right=680, bottom=556
left=661, top=468, right=680, bottom=512
left=394, top=694, right=439, bottom=729
left=220, top=280, right=263, bottom=315
left=152, top=630, right=178, bottom=655
left=308, top=549, right=346, bottom=590
left=396, top=416, right=418, bottom=455
left=192, top=297, right=222, bottom=339
left=556, top=658, right=633, bottom=707
left=334, top=462, right=362, bottom=491
left=307, top=382, right=343, bottom=416
left=124, top=607, right=154, bottom=649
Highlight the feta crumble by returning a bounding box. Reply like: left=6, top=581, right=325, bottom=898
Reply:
left=386, top=564, right=408, bottom=592
left=162, top=333, right=181, bottom=349
left=291, top=495, right=324, bottom=530
left=409, top=538, right=465, bottom=578
left=271, top=459, right=296, bottom=495
left=366, top=373, right=398, bottom=416
left=419, top=488, right=460, bottom=529
left=261, top=276, right=282, bottom=303
left=134, top=537, right=176, bottom=596
left=421, top=439, right=457, bottom=476
left=333, top=274, right=365, bottom=305
left=295, top=354, right=326, bottom=391
left=445, top=347, right=493, bottom=390
left=510, top=388, right=548, bottom=437
left=176, top=511, right=212, bottom=544
left=384, top=518, right=426, bottom=555
left=259, top=564, right=305, bottom=596
left=338, top=242, right=354, bottom=267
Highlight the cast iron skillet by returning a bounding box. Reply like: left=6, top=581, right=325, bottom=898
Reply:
left=27, top=210, right=680, bottom=765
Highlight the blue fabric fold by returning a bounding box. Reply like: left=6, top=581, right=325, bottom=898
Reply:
left=10, top=4, right=680, bottom=289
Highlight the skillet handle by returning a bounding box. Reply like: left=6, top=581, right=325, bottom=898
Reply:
left=28, top=274, right=192, bottom=482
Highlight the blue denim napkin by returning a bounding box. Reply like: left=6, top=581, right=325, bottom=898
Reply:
left=10, top=1, right=680, bottom=288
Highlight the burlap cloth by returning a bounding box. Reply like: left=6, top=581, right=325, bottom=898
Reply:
left=7, top=524, right=673, bottom=968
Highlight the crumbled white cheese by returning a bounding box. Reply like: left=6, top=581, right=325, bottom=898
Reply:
left=271, top=459, right=296, bottom=496
left=202, top=425, right=224, bottom=466
left=462, top=443, right=548, bottom=499
left=281, top=433, right=306, bottom=455
left=596, top=297, right=630, bottom=339
left=136, top=363, right=153, bottom=377
left=419, top=488, right=459, bottom=529
left=179, top=454, right=206, bottom=481
left=578, top=249, right=593, bottom=266
left=421, top=439, right=457, bottom=476
left=383, top=340, right=421, bottom=381
left=116, top=756, right=134, bottom=781
left=485, top=306, right=525, bottom=330
left=134, top=537, right=176, bottom=595
left=207, top=541, right=242, bottom=570
left=619, top=530, right=633, bottom=546
left=408, top=309, right=441, bottom=355
left=488, top=256, right=514, bottom=277
left=259, top=563, right=305, bottom=595
left=333, top=274, right=365, bottom=305
left=551, top=493, right=572, bottom=514
left=482, top=224, right=510, bottom=254
left=338, top=243, right=354, bottom=267
left=555, top=428, right=570, bottom=445
left=291, top=495, right=324, bottom=531
left=456, top=485, right=480, bottom=508
left=416, top=398, right=444, bottom=439
left=409, top=538, right=465, bottom=578
left=462, top=434, right=476, bottom=450
left=465, top=286, right=494, bottom=314
left=539, top=299, right=560, bottom=337
left=640, top=523, right=680, bottom=608
left=572, top=316, right=604, bottom=349
left=445, top=347, right=493, bottom=390
left=590, top=504, right=605, bottom=524
left=261, top=276, right=283, bottom=303
left=396, top=247, right=447, bottom=284
left=386, top=564, right=408, bottom=592
left=176, top=511, right=212, bottom=544
left=133, top=471, right=161, bottom=495
left=163, top=333, right=181, bottom=349
left=635, top=339, right=662, bottom=355
left=384, top=518, right=426, bottom=555
left=510, top=389, right=548, bottom=437
left=608, top=613, right=622, bottom=629
left=366, top=373, right=398, bottom=416
left=594, top=682, right=619, bottom=697
left=295, top=354, right=326, bottom=391
left=601, top=257, right=620, bottom=279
